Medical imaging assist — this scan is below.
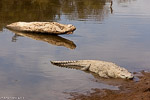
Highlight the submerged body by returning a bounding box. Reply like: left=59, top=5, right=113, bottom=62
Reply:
left=51, top=60, right=134, bottom=79
left=6, top=22, right=76, bottom=35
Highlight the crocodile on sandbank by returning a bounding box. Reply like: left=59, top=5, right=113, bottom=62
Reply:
left=50, top=60, right=134, bottom=79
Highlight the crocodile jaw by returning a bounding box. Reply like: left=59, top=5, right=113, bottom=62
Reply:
left=119, top=72, right=134, bottom=79
left=115, top=67, right=134, bottom=79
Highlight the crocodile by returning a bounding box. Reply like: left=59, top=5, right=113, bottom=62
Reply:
left=50, top=60, right=134, bottom=79
left=6, top=22, right=76, bottom=35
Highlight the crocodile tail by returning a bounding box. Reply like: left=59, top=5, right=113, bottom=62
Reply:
left=50, top=60, right=83, bottom=70
left=50, top=60, right=77, bottom=66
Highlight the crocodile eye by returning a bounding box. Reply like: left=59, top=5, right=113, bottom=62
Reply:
left=68, top=24, right=72, bottom=27
left=120, top=74, right=126, bottom=78
left=121, top=69, right=124, bottom=71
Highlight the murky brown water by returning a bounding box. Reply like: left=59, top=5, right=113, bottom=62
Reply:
left=0, top=0, right=150, bottom=100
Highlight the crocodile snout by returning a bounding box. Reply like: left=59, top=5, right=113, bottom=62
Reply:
left=127, top=75, right=134, bottom=80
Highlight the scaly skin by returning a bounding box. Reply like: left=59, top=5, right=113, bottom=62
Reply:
left=6, top=22, right=76, bottom=35
left=50, top=60, right=134, bottom=79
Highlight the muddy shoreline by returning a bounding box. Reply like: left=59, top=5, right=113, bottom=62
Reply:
left=69, top=71, right=150, bottom=100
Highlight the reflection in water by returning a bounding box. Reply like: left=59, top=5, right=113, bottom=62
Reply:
left=10, top=30, right=76, bottom=49
left=0, top=0, right=113, bottom=31
left=117, top=0, right=134, bottom=3
left=0, top=0, right=61, bottom=31
left=110, top=0, right=113, bottom=14
left=61, top=0, right=110, bottom=21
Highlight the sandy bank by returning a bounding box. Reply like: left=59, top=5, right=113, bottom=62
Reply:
left=69, top=71, right=150, bottom=100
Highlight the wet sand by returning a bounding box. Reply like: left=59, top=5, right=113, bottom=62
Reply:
left=69, top=71, right=150, bottom=100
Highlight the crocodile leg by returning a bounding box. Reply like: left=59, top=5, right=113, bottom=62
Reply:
left=98, top=71, right=109, bottom=78
left=81, top=64, right=91, bottom=71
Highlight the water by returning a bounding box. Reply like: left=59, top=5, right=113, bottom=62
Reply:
left=0, top=0, right=150, bottom=100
